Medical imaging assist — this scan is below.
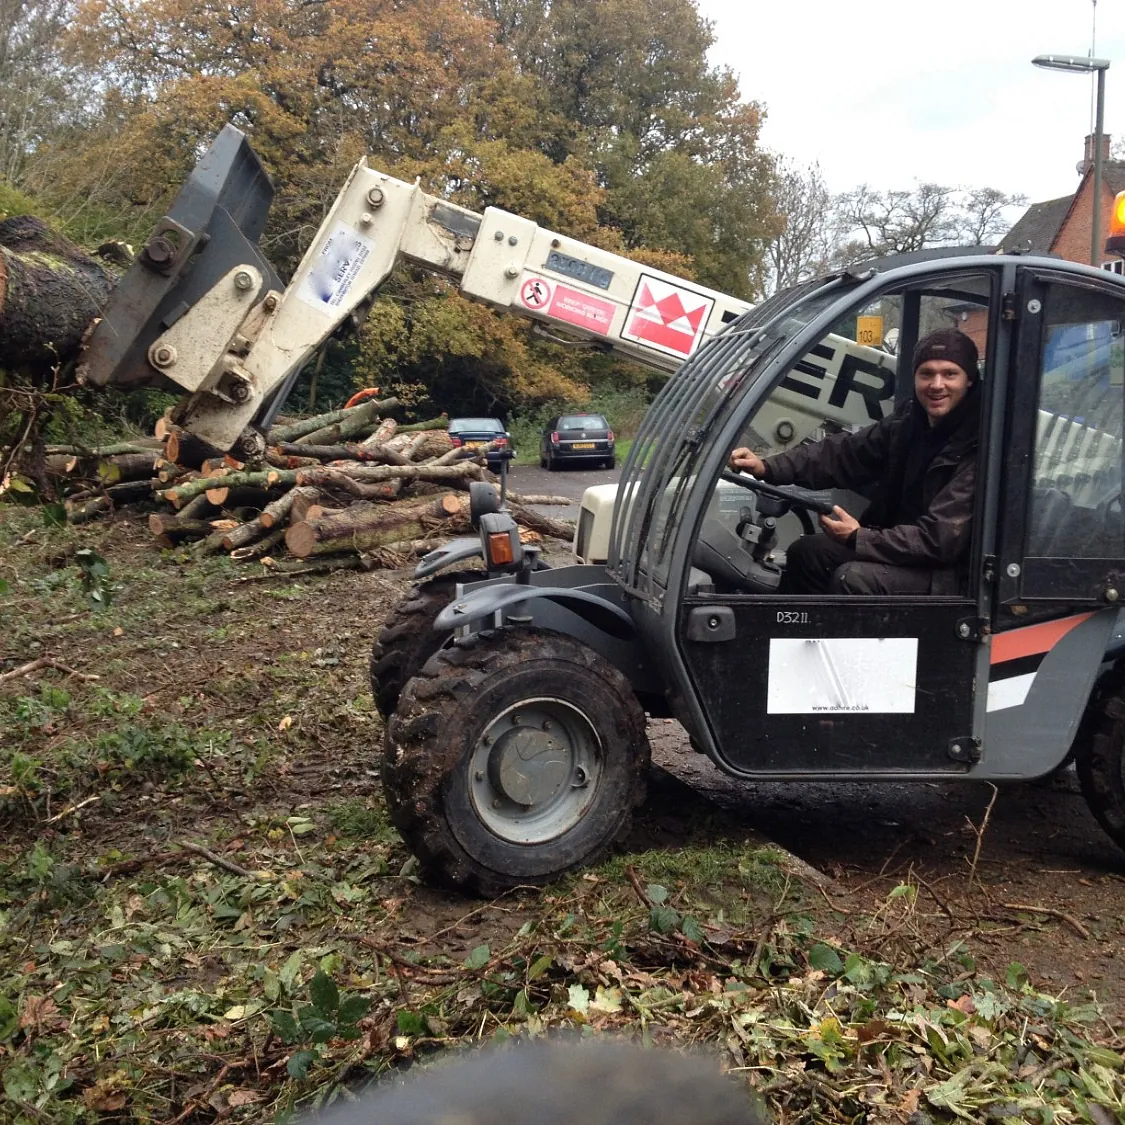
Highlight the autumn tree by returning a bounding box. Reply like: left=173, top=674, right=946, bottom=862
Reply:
left=49, top=0, right=780, bottom=417
left=482, top=0, right=778, bottom=299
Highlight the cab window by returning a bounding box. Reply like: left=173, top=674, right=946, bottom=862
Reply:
left=1026, top=285, right=1125, bottom=559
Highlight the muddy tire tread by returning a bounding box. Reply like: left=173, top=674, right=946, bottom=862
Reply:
left=369, top=570, right=481, bottom=718
left=383, top=628, right=650, bottom=893
left=1075, top=668, right=1125, bottom=849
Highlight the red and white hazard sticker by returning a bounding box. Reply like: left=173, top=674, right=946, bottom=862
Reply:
left=519, top=275, right=615, bottom=336
left=622, top=275, right=714, bottom=358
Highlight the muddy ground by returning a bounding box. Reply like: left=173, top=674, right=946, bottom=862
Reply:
left=4, top=510, right=1121, bottom=1009
left=2, top=507, right=1124, bottom=1120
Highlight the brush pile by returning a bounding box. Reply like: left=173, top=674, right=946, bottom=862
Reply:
left=42, top=397, right=573, bottom=574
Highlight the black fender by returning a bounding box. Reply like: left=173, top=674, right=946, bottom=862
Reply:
left=414, top=537, right=483, bottom=579
left=434, top=583, right=635, bottom=640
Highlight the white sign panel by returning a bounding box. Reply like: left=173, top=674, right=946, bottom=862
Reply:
left=622, top=275, right=714, bottom=358
left=767, top=637, right=918, bottom=714
left=297, top=223, right=375, bottom=313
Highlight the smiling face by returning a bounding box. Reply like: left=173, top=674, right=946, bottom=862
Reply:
left=914, top=359, right=971, bottom=425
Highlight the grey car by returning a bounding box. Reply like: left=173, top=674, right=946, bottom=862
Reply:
left=539, top=413, right=615, bottom=470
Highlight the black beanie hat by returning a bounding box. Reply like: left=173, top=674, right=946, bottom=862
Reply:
left=912, top=329, right=978, bottom=380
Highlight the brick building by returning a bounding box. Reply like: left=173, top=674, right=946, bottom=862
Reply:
left=1001, top=134, right=1125, bottom=270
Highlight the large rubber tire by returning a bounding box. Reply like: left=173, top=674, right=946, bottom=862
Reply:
left=382, top=628, right=650, bottom=893
left=369, top=570, right=481, bottom=719
left=1076, top=674, right=1125, bottom=850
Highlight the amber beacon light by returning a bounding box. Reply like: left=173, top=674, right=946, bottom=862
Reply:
left=1106, top=191, right=1125, bottom=259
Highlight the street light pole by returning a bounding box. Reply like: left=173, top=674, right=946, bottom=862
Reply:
left=1032, top=54, right=1111, bottom=267
left=1093, top=64, right=1106, bottom=267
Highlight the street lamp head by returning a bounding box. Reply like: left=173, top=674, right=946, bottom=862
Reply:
left=1033, top=53, right=1110, bottom=73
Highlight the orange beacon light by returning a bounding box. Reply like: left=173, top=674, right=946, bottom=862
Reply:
left=1105, top=191, right=1125, bottom=258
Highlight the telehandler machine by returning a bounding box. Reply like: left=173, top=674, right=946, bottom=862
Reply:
left=82, top=126, right=1125, bottom=891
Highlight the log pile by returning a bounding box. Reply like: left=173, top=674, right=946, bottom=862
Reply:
left=40, top=399, right=573, bottom=575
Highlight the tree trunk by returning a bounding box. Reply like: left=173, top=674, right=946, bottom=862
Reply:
left=0, top=216, right=118, bottom=371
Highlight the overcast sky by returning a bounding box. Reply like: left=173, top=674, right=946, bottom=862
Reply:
left=696, top=0, right=1125, bottom=208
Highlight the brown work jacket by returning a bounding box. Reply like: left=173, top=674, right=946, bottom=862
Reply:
left=761, top=392, right=979, bottom=588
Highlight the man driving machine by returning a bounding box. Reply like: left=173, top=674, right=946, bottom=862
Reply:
left=729, top=329, right=980, bottom=595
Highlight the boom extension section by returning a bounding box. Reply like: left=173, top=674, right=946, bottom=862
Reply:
left=79, top=126, right=754, bottom=454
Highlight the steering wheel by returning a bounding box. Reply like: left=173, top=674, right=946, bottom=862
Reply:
left=720, top=471, right=837, bottom=516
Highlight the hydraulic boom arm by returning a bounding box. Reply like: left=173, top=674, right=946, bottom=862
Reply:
left=80, top=126, right=894, bottom=456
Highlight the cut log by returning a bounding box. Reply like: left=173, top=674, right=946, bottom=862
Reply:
left=359, top=417, right=397, bottom=448
left=267, top=401, right=381, bottom=443
left=147, top=514, right=212, bottom=543
left=508, top=493, right=571, bottom=505
left=288, top=487, right=321, bottom=525
left=97, top=452, right=157, bottom=483
left=161, top=468, right=298, bottom=508
left=221, top=516, right=266, bottom=552
left=257, top=489, right=300, bottom=530
left=0, top=216, right=118, bottom=371
left=272, top=441, right=411, bottom=465
left=285, top=494, right=468, bottom=558
left=178, top=493, right=215, bottom=521
left=295, top=396, right=401, bottom=446
left=46, top=440, right=160, bottom=456
left=163, top=425, right=222, bottom=470
left=507, top=501, right=575, bottom=542
left=294, top=462, right=483, bottom=489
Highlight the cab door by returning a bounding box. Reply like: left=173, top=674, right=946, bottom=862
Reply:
left=676, top=272, right=998, bottom=777
left=995, top=272, right=1125, bottom=605
left=985, top=271, right=1125, bottom=772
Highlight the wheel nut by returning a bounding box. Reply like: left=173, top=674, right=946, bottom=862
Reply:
left=493, top=799, right=502, bottom=809
left=475, top=771, right=484, bottom=782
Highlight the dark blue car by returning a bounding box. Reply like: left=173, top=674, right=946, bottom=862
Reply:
left=448, top=417, right=514, bottom=470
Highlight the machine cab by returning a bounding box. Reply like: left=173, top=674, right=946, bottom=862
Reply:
left=611, top=254, right=1125, bottom=781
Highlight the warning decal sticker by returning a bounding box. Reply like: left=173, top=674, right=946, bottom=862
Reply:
left=520, top=277, right=551, bottom=309
left=519, top=276, right=615, bottom=336
left=622, top=275, right=714, bottom=358
left=297, top=223, right=375, bottom=313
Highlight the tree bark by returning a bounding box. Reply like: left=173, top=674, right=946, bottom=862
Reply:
left=295, top=396, right=401, bottom=445
left=161, top=468, right=298, bottom=508
left=271, top=441, right=411, bottom=465
left=0, top=216, right=118, bottom=371
left=285, top=494, right=467, bottom=558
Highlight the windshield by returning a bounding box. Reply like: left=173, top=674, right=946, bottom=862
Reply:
left=610, top=279, right=861, bottom=597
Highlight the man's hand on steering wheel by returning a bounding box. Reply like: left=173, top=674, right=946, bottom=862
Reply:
left=820, top=505, right=860, bottom=543
left=729, top=447, right=765, bottom=477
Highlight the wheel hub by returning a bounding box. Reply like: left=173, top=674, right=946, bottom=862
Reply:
left=487, top=725, right=570, bottom=806
left=468, top=699, right=601, bottom=844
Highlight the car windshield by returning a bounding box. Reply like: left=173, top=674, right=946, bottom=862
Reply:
left=558, top=415, right=607, bottom=430
left=451, top=418, right=503, bottom=431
